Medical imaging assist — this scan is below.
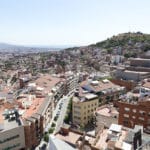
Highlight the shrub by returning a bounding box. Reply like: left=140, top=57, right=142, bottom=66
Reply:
left=49, top=128, right=55, bottom=134
left=54, top=116, right=58, bottom=121
left=51, top=122, right=56, bottom=127
left=44, top=134, right=49, bottom=142
left=64, top=115, right=69, bottom=124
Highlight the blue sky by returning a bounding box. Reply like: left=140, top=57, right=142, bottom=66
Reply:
left=0, top=0, right=150, bottom=46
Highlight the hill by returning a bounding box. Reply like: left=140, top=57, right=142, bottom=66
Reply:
left=91, top=32, right=150, bottom=57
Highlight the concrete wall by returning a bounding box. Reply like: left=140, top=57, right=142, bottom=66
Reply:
left=0, top=126, right=25, bottom=150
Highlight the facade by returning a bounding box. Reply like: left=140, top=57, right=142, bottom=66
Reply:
left=37, top=95, right=53, bottom=129
left=115, top=58, right=150, bottom=82
left=24, top=115, right=43, bottom=149
left=22, top=95, right=53, bottom=149
left=72, top=93, right=98, bottom=126
left=0, top=107, right=25, bottom=150
left=95, top=104, right=118, bottom=134
left=129, top=58, right=150, bottom=68
left=65, top=74, right=79, bottom=95
left=117, top=98, right=150, bottom=133
left=0, top=124, right=25, bottom=150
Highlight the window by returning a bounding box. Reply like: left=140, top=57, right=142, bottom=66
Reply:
left=139, top=110, right=145, bottom=115
left=74, top=106, right=81, bottom=109
left=132, top=109, right=136, bottom=113
left=124, top=114, right=129, bottom=118
left=124, top=107, right=130, bottom=112
left=0, top=135, right=20, bottom=144
left=74, top=116, right=81, bottom=120
left=139, top=117, right=144, bottom=121
left=132, top=116, right=136, bottom=119
left=74, top=111, right=80, bottom=115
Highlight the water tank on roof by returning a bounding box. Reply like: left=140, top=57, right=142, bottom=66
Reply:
left=91, top=80, right=99, bottom=86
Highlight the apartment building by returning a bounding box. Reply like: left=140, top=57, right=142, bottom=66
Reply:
left=95, top=104, right=118, bottom=134
left=93, top=124, right=143, bottom=150
left=117, top=97, right=150, bottom=133
left=0, top=74, right=57, bottom=149
left=65, top=74, right=79, bottom=95
left=0, top=108, right=25, bottom=150
left=129, top=58, right=150, bottom=68
left=72, top=93, right=98, bottom=126
left=80, top=78, right=125, bottom=104
left=115, top=58, right=150, bottom=82
left=19, top=94, right=53, bottom=149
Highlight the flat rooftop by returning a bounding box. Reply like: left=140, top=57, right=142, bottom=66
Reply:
left=130, top=58, right=150, bottom=61
left=142, top=79, right=150, bottom=89
left=0, top=107, right=22, bottom=131
left=30, top=74, right=61, bottom=93
left=55, top=131, right=81, bottom=145
left=73, top=93, right=98, bottom=103
left=80, top=79, right=123, bottom=94
left=96, top=105, right=118, bottom=117
left=124, top=70, right=149, bottom=74
left=21, top=97, right=45, bottom=118
left=94, top=128, right=128, bottom=150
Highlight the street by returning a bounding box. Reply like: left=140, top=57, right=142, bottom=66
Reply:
left=36, top=91, right=74, bottom=150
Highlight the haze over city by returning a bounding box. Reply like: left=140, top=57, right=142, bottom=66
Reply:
left=0, top=0, right=150, bottom=46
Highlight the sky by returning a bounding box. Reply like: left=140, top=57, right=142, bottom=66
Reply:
left=0, top=0, right=150, bottom=46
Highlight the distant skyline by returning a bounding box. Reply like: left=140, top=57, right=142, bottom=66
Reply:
left=0, top=0, right=150, bottom=46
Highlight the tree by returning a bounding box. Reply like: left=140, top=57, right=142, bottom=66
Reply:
left=49, top=128, right=55, bottom=134
left=124, top=53, right=130, bottom=58
left=44, top=134, right=49, bottom=142
left=51, top=122, right=56, bottom=127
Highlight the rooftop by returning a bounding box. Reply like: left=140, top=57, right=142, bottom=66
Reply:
left=0, top=107, right=22, bottom=131
left=55, top=131, right=81, bottom=146
left=124, top=70, right=149, bottom=74
left=30, top=74, right=61, bottom=93
left=21, top=97, right=45, bottom=118
left=50, top=135, right=76, bottom=150
left=109, top=124, right=122, bottom=133
left=96, top=104, right=118, bottom=117
left=142, top=79, right=150, bottom=89
left=94, top=125, right=129, bottom=150
left=80, top=79, right=123, bottom=94
left=73, top=93, right=98, bottom=103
